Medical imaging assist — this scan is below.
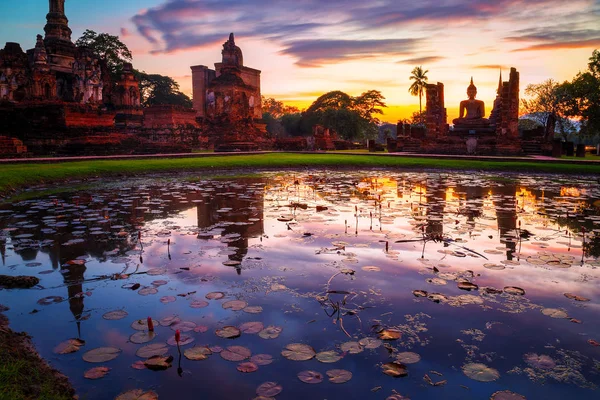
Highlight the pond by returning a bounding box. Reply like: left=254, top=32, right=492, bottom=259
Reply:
left=1, top=170, right=600, bottom=400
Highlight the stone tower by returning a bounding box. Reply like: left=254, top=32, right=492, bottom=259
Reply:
left=44, top=0, right=76, bottom=73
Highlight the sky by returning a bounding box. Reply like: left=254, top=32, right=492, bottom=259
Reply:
left=1, top=0, right=599, bottom=122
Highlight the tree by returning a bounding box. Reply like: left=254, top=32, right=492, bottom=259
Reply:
left=136, top=73, right=192, bottom=108
left=75, top=30, right=132, bottom=76
left=261, top=96, right=299, bottom=118
left=561, top=50, right=600, bottom=138
left=521, top=79, right=572, bottom=140
left=302, top=90, right=387, bottom=141
left=408, top=66, right=429, bottom=124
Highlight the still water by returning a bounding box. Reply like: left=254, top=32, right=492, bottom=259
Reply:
left=1, top=171, right=600, bottom=400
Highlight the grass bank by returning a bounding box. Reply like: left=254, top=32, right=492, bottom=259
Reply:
left=1, top=153, right=599, bottom=196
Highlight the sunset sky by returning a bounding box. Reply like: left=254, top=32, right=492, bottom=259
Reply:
left=1, top=0, right=599, bottom=122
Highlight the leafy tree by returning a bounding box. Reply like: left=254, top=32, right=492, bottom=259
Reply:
left=521, top=79, right=572, bottom=140
left=75, top=29, right=132, bottom=75
left=408, top=66, right=429, bottom=124
left=561, top=50, right=600, bottom=138
left=302, top=90, right=387, bottom=141
left=136, top=72, right=192, bottom=108
left=261, top=96, right=299, bottom=118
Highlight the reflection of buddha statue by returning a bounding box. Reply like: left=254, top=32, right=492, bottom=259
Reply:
left=452, top=78, right=489, bottom=127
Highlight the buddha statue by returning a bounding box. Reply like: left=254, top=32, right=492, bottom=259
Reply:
left=452, top=78, right=489, bottom=127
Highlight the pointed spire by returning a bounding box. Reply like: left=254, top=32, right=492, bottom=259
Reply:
left=497, top=69, right=503, bottom=95
left=33, top=34, right=48, bottom=65
left=229, top=33, right=235, bottom=44
left=470, top=76, right=474, bottom=85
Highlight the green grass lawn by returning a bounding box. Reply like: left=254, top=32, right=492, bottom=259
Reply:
left=1, top=153, right=600, bottom=197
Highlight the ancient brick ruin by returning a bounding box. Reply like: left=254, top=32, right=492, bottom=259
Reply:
left=400, top=68, right=524, bottom=155
left=191, top=33, right=272, bottom=151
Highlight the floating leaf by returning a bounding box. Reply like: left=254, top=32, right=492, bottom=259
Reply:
left=144, top=355, right=173, bottom=371
left=243, top=306, right=263, bottom=314
left=54, top=338, right=85, bottom=354
left=361, top=266, right=381, bottom=272
left=379, top=329, right=401, bottom=340
left=490, top=391, right=526, bottom=400
left=221, top=346, right=252, bottom=362
left=171, top=321, right=196, bottom=332
left=340, top=341, right=363, bottom=354
left=131, top=319, right=154, bottom=331
left=462, top=363, right=500, bottom=382
left=240, top=321, right=264, bottom=334
left=216, top=326, right=241, bottom=339
left=136, top=343, right=168, bottom=358
left=256, top=382, right=283, bottom=397
left=327, top=369, right=352, bottom=383
left=223, top=300, right=248, bottom=311
left=131, top=361, right=146, bottom=370
left=564, top=293, right=590, bottom=302
left=37, top=296, right=63, bottom=305
left=282, top=343, right=316, bottom=361
left=190, top=299, right=209, bottom=308
left=503, top=287, right=525, bottom=296
left=184, top=346, right=212, bottom=360
left=115, top=389, right=159, bottom=400
left=270, top=283, right=287, bottom=291
left=316, top=351, right=342, bottom=363
left=205, top=291, right=225, bottom=300
left=237, top=361, right=259, bottom=373
left=358, top=337, right=382, bottom=349
left=84, top=366, right=110, bottom=379
left=396, top=352, right=421, bottom=364
left=158, top=316, right=180, bottom=327
left=427, top=293, right=448, bottom=303
left=259, top=325, right=282, bottom=339
left=102, top=310, right=128, bottom=320
left=151, top=280, right=168, bottom=287
left=382, top=362, right=408, bottom=377
left=194, top=325, right=209, bottom=333
left=167, top=334, right=194, bottom=346
left=130, top=331, right=157, bottom=344
left=523, top=353, right=556, bottom=370
left=541, top=308, right=568, bottom=319
left=458, top=281, right=479, bottom=291
left=298, top=370, right=323, bottom=384
left=83, top=347, right=121, bottom=363
left=250, top=354, right=274, bottom=366
left=138, top=287, right=158, bottom=296
left=160, top=296, right=176, bottom=304
left=413, top=289, right=428, bottom=297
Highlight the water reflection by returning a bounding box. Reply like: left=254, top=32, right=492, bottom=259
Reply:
left=0, top=171, right=599, bottom=400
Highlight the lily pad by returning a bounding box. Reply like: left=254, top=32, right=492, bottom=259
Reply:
left=298, top=370, right=323, bottom=384
left=340, top=341, right=363, bottom=354
left=326, top=369, right=352, bottom=383
left=490, top=391, right=526, bottom=400
left=240, top=321, right=264, bottom=334
left=138, top=287, right=158, bottom=296
left=504, top=287, right=525, bottom=296
left=37, top=296, right=63, bottom=305
left=158, top=316, right=180, bottom=327
left=206, top=291, right=225, bottom=300
left=362, top=266, right=381, bottom=272
left=83, top=347, right=121, bottom=363
left=396, top=352, right=421, bottom=364
left=84, top=366, right=110, bottom=379
left=281, top=343, right=316, bottom=361
left=167, top=334, right=194, bottom=346
left=251, top=354, right=274, bottom=365
left=237, top=361, right=259, bottom=373
left=221, top=345, right=252, bottom=362
left=256, top=382, right=283, bottom=397
left=458, top=281, right=479, bottom=291
left=316, top=350, right=343, bottom=363
left=130, top=331, right=157, bottom=344
left=54, top=338, right=85, bottom=354
left=136, top=343, right=169, bottom=358
left=382, top=362, right=408, bottom=377
left=462, top=363, right=500, bottom=382
left=216, top=326, right=241, bottom=339
left=190, top=299, right=209, bottom=308
left=184, top=346, right=212, bottom=361
left=564, top=293, right=590, bottom=302
left=131, top=318, right=154, bottom=331
left=259, top=325, right=283, bottom=339
left=358, top=337, right=383, bottom=349
left=379, top=329, right=401, bottom=340
left=171, top=321, right=196, bottom=332
left=144, top=355, right=173, bottom=371
left=102, top=310, right=128, bottom=320
left=412, top=290, right=428, bottom=297
left=115, top=389, right=159, bottom=400
left=243, top=305, right=263, bottom=314
left=160, top=296, right=176, bottom=304
left=223, top=300, right=248, bottom=311
left=541, top=308, right=568, bottom=318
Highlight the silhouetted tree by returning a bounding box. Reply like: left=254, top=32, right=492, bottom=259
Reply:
left=408, top=66, right=428, bottom=124
left=75, top=30, right=132, bottom=76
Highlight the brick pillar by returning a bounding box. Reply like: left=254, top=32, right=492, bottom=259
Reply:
left=191, top=65, right=208, bottom=118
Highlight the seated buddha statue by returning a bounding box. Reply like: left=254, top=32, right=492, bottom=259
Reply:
left=452, top=78, right=490, bottom=128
